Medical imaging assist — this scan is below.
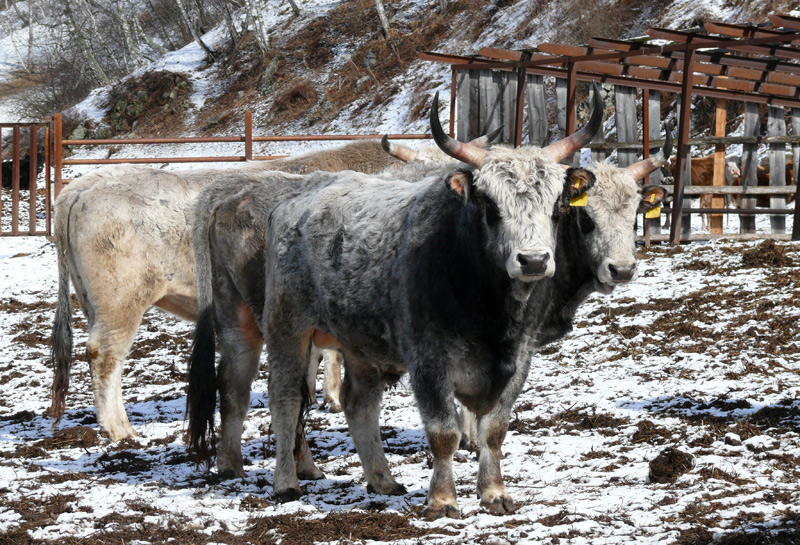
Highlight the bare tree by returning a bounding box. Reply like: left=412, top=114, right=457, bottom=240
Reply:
left=117, top=0, right=143, bottom=68
left=61, top=0, right=111, bottom=85
left=286, top=0, right=301, bottom=16
left=375, top=0, right=389, bottom=37
left=244, top=0, right=270, bottom=53
left=175, top=0, right=216, bottom=61
left=5, top=0, right=33, bottom=73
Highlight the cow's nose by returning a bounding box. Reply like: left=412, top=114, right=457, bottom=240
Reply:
left=517, top=252, right=550, bottom=277
left=608, top=263, right=636, bottom=282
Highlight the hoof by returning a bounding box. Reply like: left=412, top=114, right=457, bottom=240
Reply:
left=101, top=424, right=137, bottom=442
left=274, top=487, right=302, bottom=503
left=480, top=495, right=517, bottom=515
left=326, top=401, right=343, bottom=414
left=367, top=482, right=407, bottom=496
left=218, top=467, right=247, bottom=480
left=422, top=503, right=460, bottom=520
left=297, top=467, right=325, bottom=481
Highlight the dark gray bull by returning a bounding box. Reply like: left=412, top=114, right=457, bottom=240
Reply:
left=188, top=88, right=603, bottom=518
left=457, top=132, right=672, bottom=513
left=50, top=140, right=401, bottom=441
left=187, top=159, right=466, bottom=479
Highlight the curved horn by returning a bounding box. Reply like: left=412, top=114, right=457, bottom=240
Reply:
left=470, top=125, right=504, bottom=148
left=625, top=126, right=674, bottom=182
left=543, top=81, right=604, bottom=162
left=381, top=135, right=418, bottom=162
left=430, top=92, right=488, bottom=168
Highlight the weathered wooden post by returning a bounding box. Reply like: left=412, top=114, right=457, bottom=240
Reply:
left=614, top=86, right=637, bottom=168
left=740, top=102, right=760, bottom=234
left=768, top=105, right=786, bottom=234
left=455, top=69, right=480, bottom=142
left=479, top=70, right=502, bottom=141
left=526, top=75, right=547, bottom=147
left=647, top=90, right=663, bottom=236
left=793, top=108, right=800, bottom=240
left=556, top=78, right=567, bottom=141
left=711, top=98, right=727, bottom=234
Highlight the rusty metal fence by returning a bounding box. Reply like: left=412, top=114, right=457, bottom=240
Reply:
left=0, top=121, right=52, bottom=236
left=53, top=111, right=431, bottom=197
left=0, top=111, right=430, bottom=237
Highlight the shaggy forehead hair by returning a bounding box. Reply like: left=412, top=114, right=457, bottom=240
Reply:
left=586, top=162, right=641, bottom=214
left=477, top=145, right=564, bottom=253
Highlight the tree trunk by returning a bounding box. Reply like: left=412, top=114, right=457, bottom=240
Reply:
left=375, top=0, right=389, bottom=37
left=26, top=0, right=33, bottom=70
left=117, top=0, right=143, bottom=68
left=62, top=0, right=111, bottom=86
left=244, top=0, right=270, bottom=54
left=175, top=0, right=216, bottom=61
left=132, top=11, right=169, bottom=56
left=286, top=0, right=301, bottom=16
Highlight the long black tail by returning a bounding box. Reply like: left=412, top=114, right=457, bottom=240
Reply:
left=186, top=198, right=220, bottom=468
left=187, top=305, right=217, bottom=467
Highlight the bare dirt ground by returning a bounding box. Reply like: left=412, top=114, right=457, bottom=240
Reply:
left=0, top=237, right=799, bottom=544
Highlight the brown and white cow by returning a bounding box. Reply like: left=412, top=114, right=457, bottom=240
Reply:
left=665, top=154, right=741, bottom=230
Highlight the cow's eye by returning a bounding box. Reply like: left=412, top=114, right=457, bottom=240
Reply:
left=578, top=209, right=595, bottom=234
left=484, top=199, right=501, bottom=226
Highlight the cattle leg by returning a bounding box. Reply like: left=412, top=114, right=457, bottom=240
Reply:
left=85, top=313, right=143, bottom=441
left=308, top=345, right=343, bottom=413
left=474, top=356, right=532, bottom=515
left=266, top=333, right=312, bottom=502
left=321, top=350, right=343, bottom=413
left=215, top=301, right=264, bottom=479
left=456, top=402, right=477, bottom=452
left=700, top=194, right=711, bottom=231
left=410, top=363, right=460, bottom=519
left=340, top=359, right=405, bottom=496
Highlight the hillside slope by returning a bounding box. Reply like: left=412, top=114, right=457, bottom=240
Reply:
left=1, top=0, right=798, bottom=148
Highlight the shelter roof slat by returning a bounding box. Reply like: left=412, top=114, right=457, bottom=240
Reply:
left=704, top=21, right=793, bottom=38
left=769, top=13, right=800, bottom=30
left=669, top=50, right=800, bottom=77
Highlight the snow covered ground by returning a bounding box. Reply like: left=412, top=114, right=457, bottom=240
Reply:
left=1, top=227, right=799, bottom=545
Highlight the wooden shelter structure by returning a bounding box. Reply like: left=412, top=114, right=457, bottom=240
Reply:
left=421, top=13, right=800, bottom=244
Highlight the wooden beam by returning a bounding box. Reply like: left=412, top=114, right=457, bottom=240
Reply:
left=670, top=42, right=695, bottom=245
left=711, top=96, right=727, bottom=233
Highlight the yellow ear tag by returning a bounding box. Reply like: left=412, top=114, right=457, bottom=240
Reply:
left=645, top=206, right=661, bottom=219
left=648, top=193, right=656, bottom=204
left=573, top=180, right=582, bottom=190
left=570, top=193, right=588, bottom=207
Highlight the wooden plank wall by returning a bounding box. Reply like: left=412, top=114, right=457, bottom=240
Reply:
left=615, top=86, right=637, bottom=168
left=590, top=84, right=606, bottom=163
left=768, top=105, right=786, bottom=233
left=526, top=75, right=547, bottom=147
left=794, top=109, right=800, bottom=188
left=456, top=69, right=519, bottom=144
left=647, top=90, right=663, bottom=235
left=740, top=102, right=760, bottom=234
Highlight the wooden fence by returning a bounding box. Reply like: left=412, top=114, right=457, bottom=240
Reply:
left=451, top=70, right=800, bottom=243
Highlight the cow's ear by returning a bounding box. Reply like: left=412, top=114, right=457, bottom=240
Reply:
left=639, top=185, right=667, bottom=212
left=445, top=170, right=474, bottom=202
left=564, top=167, right=595, bottom=198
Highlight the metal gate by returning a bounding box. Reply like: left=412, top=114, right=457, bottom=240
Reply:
left=0, top=120, right=53, bottom=237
